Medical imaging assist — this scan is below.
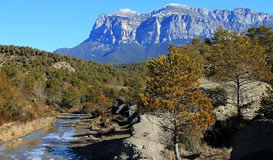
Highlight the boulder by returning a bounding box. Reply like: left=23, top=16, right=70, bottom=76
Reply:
left=231, top=115, right=273, bottom=160
left=112, top=99, right=126, bottom=114
left=128, top=104, right=139, bottom=126
left=112, top=99, right=140, bottom=126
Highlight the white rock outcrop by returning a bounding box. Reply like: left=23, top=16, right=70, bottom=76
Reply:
left=200, top=79, right=270, bottom=120
left=124, top=114, right=171, bottom=160
left=52, top=61, right=76, bottom=72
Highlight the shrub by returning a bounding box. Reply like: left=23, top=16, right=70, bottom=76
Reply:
left=257, top=86, right=273, bottom=115
left=200, top=87, right=228, bottom=107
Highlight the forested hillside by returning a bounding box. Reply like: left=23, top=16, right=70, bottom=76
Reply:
left=0, top=45, right=144, bottom=125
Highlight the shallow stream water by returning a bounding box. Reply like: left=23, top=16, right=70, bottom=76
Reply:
left=0, top=114, right=87, bottom=160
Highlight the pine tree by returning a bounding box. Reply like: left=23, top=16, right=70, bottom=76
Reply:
left=247, top=26, right=273, bottom=68
left=209, top=29, right=272, bottom=123
left=140, top=50, right=215, bottom=160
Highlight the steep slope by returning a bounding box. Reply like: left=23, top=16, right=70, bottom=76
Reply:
left=55, top=3, right=273, bottom=64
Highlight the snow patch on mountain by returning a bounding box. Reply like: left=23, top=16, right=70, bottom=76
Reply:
left=164, top=3, right=190, bottom=9
left=111, top=9, right=139, bottom=17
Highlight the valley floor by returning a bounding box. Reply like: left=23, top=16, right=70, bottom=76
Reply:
left=0, top=112, right=232, bottom=160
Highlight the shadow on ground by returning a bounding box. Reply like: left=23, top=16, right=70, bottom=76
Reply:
left=71, top=138, right=137, bottom=160
left=204, top=116, right=251, bottom=148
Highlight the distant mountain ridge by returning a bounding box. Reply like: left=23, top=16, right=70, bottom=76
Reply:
left=55, top=3, right=273, bottom=64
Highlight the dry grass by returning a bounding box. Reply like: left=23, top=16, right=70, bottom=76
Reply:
left=0, top=116, right=56, bottom=142
left=163, top=144, right=231, bottom=160
left=178, top=144, right=231, bottom=160
left=197, top=144, right=231, bottom=160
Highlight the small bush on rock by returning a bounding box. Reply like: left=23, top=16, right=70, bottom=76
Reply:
left=200, top=87, right=228, bottom=107
left=257, top=84, right=273, bottom=115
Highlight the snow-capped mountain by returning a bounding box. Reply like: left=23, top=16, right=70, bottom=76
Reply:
left=55, top=3, right=273, bottom=64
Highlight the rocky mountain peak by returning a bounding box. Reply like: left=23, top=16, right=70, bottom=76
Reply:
left=55, top=4, right=273, bottom=64
left=164, top=3, right=190, bottom=9
left=111, top=9, right=139, bottom=17
left=153, top=3, right=210, bottom=16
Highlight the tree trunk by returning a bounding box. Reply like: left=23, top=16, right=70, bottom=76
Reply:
left=175, top=142, right=180, bottom=160
left=0, top=54, right=4, bottom=66
left=173, top=117, right=181, bottom=160
left=236, top=77, right=242, bottom=124
left=102, top=110, right=106, bottom=125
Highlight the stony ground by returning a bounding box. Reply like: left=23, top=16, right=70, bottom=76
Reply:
left=125, top=114, right=231, bottom=160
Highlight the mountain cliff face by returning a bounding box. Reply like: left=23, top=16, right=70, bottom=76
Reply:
left=55, top=3, right=273, bottom=64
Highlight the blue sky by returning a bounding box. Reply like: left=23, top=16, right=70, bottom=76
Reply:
left=0, top=0, right=272, bottom=52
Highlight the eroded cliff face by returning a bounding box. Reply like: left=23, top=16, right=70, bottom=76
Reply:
left=55, top=3, right=273, bottom=63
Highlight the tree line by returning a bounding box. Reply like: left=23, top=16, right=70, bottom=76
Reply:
left=0, top=45, right=143, bottom=125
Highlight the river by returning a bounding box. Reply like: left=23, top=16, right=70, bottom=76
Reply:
left=0, top=114, right=87, bottom=160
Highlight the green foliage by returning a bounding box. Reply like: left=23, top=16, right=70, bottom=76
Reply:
left=200, top=87, right=228, bottom=108
left=209, top=29, right=272, bottom=122
left=122, top=66, right=147, bottom=105
left=247, top=26, right=273, bottom=71
left=0, top=70, right=24, bottom=123
left=141, top=49, right=215, bottom=157
left=258, top=82, right=273, bottom=115
left=62, top=86, right=81, bottom=108
left=0, top=45, right=133, bottom=125
left=0, top=70, right=18, bottom=109
left=247, top=26, right=273, bottom=48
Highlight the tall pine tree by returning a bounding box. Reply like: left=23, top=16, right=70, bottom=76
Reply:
left=141, top=49, right=215, bottom=160
left=209, top=29, right=272, bottom=123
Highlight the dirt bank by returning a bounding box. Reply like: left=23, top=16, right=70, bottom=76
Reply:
left=0, top=117, right=56, bottom=142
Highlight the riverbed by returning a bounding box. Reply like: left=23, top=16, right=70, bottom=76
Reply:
left=0, top=114, right=88, bottom=160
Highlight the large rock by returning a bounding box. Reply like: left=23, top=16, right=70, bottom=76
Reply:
left=112, top=99, right=140, bottom=126
left=231, top=115, right=273, bottom=160
left=200, top=79, right=270, bottom=121
left=123, top=114, right=172, bottom=160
